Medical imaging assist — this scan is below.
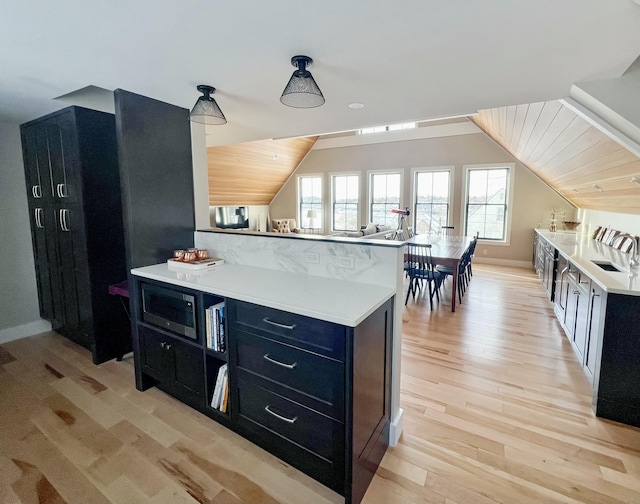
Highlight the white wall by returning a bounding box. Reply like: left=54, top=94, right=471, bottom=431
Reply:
left=578, top=208, right=640, bottom=239
left=0, top=122, right=50, bottom=342
left=191, top=122, right=210, bottom=229
left=270, top=132, right=573, bottom=265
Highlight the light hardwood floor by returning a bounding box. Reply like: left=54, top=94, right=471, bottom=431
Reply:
left=1, top=264, right=639, bottom=504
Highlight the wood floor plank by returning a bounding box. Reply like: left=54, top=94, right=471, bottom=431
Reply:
left=2, top=264, right=639, bottom=504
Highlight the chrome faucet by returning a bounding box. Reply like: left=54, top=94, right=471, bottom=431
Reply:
left=613, top=233, right=639, bottom=270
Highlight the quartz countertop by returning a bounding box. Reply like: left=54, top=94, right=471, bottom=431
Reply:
left=535, top=229, right=640, bottom=296
left=131, top=263, right=396, bottom=327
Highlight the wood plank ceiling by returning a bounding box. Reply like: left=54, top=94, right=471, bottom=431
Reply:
left=207, top=136, right=318, bottom=206
left=470, top=101, right=640, bottom=214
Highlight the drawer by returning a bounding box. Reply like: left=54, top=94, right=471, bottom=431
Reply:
left=230, top=300, right=345, bottom=360
left=237, top=380, right=344, bottom=467
left=235, top=330, right=344, bottom=418
left=578, top=271, right=591, bottom=291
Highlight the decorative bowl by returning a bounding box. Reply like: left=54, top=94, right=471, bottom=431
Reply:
left=563, top=221, right=581, bottom=231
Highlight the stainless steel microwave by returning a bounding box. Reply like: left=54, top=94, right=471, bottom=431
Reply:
left=141, top=283, right=196, bottom=339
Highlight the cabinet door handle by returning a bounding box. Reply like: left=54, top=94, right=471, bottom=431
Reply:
left=262, top=318, right=296, bottom=330
left=263, top=354, right=297, bottom=369
left=580, top=280, right=589, bottom=285
left=56, top=183, right=68, bottom=198
left=59, top=209, right=70, bottom=232
left=32, top=185, right=42, bottom=198
left=264, top=405, right=297, bottom=424
left=34, top=208, right=43, bottom=228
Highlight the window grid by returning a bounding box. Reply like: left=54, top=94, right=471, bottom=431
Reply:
left=464, top=167, right=509, bottom=240
left=332, top=174, right=359, bottom=232
left=298, top=176, right=322, bottom=229
left=370, top=172, right=401, bottom=227
left=413, top=170, right=450, bottom=235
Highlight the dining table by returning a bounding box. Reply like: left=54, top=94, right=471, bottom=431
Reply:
left=407, top=234, right=475, bottom=312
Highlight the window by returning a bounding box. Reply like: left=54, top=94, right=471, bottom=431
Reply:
left=332, top=174, right=359, bottom=231
left=358, top=122, right=416, bottom=135
left=463, top=166, right=512, bottom=241
left=369, top=172, right=402, bottom=226
left=413, top=170, right=451, bottom=234
left=298, top=175, right=322, bottom=229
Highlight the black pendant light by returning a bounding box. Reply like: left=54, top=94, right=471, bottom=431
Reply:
left=280, top=55, right=325, bottom=108
left=190, top=85, right=227, bottom=125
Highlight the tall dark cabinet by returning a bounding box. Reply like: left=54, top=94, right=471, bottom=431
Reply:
left=21, top=106, right=130, bottom=364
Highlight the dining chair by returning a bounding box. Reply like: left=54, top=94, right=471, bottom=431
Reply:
left=436, top=248, right=470, bottom=304
left=440, top=226, right=455, bottom=237
left=465, top=235, right=479, bottom=281
left=404, top=242, right=442, bottom=309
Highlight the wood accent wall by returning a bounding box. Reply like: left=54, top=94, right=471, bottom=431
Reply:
left=471, top=101, right=640, bottom=214
left=207, top=137, right=317, bottom=206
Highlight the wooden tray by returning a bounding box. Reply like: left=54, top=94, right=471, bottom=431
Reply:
left=167, top=258, right=225, bottom=270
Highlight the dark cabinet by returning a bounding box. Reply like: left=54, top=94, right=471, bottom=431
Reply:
left=139, top=325, right=205, bottom=400
left=584, top=284, right=603, bottom=381
left=132, top=277, right=393, bottom=504
left=536, top=231, right=640, bottom=428
left=228, top=298, right=393, bottom=504
left=21, top=106, right=130, bottom=364
left=565, top=270, right=590, bottom=364
left=533, top=233, right=557, bottom=301
left=553, top=255, right=569, bottom=323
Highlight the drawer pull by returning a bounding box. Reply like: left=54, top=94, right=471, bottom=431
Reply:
left=264, top=405, right=297, bottom=424
left=263, top=354, right=297, bottom=369
left=262, top=318, right=296, bottom=330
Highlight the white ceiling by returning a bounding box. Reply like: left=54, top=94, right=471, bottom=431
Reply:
left=2, top=0, right=640, bottom=147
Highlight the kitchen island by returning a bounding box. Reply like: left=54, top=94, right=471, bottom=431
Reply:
left=131, top=261, right=397, bottom=504
left=534, top=229, right=640, bottom=427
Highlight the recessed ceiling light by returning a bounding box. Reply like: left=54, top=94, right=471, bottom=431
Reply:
left=348, top=103, right=364, bottom=109
left=272, top=153, right=280, bottom=160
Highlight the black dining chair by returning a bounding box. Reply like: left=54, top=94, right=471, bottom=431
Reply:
left=465, top=235, right=479, bottom=281
left=436, top=249, right=471, bottom=304
left=404, top=242, right=443, bottom=309
left=440, top=225, right=455, bottom=236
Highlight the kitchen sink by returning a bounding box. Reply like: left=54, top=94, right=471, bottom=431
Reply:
left=592, top=261, right=624, bottom=272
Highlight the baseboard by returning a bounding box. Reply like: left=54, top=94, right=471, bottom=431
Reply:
left=0, top=319, right=52, bottom=344
left=389, top=407, right=404, bottom=447
left=473, top=257, right=533, bottom=269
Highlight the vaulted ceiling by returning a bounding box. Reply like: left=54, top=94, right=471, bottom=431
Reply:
left=207, top=137, right=317, bottom=206
left=471, top=101, right=640, bottom=214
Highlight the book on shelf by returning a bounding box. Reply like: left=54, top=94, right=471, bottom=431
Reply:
left=205, top=302, right=225, bottom=352
left=210, top=363, right=228, bottom=410
left=220, top=371, right=229, bottom=413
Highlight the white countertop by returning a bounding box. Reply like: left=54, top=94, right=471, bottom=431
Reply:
left=131, top=263, right=396, bottom=327
left=535, top=229, right=640, bottom=296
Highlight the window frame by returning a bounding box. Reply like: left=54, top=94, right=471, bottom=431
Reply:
left=296, top=174, right=323, bottom=231
left=461, top=163, right=515, bottom=246
left=411, top=166, right=453, bottom=235
left=330, top=172, right=360, bottom=232
left=367, top=169, right=404, bottom=227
